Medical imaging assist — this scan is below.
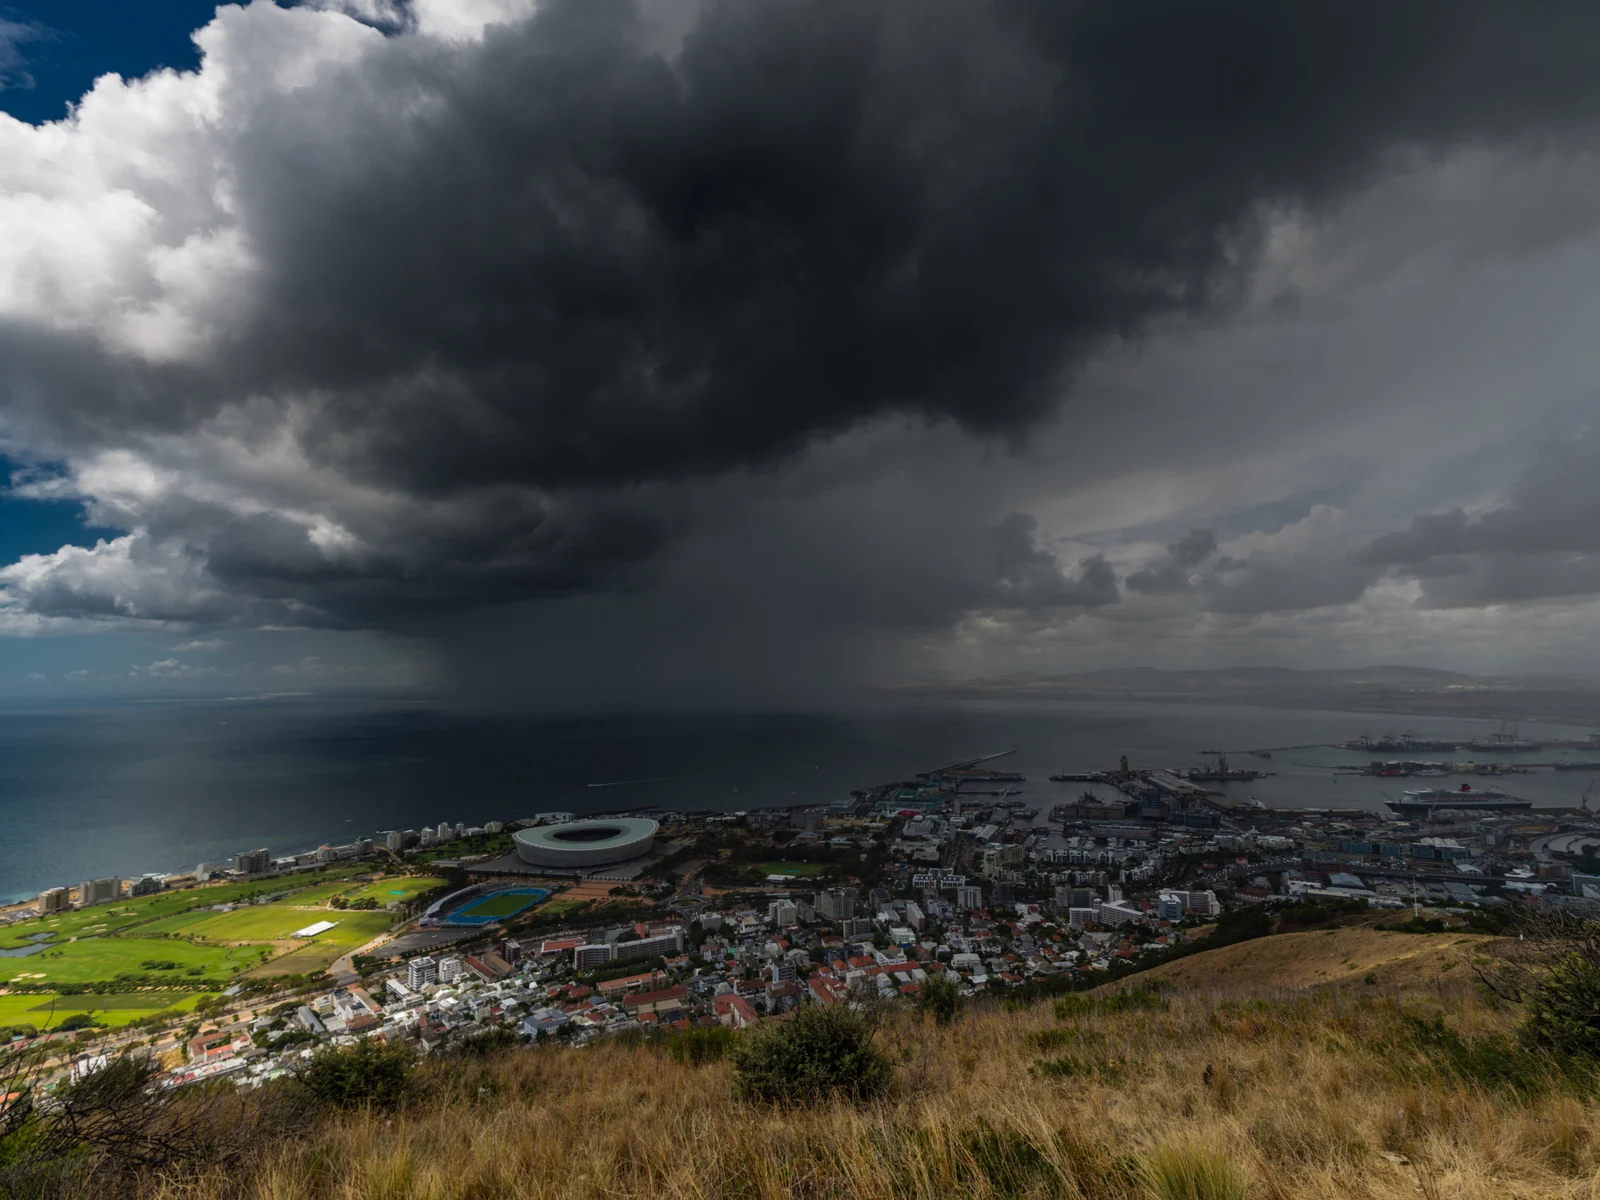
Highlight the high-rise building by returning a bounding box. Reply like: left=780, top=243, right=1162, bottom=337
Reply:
left=37, top=886, right=70, bottom=913
left=954, top=886, right=984, bottom=910
left=407, top=956, right=439, bottom=988
left=78, top=877, right=121, bottom=906
left=840, top=917, right=874, bottom=938
left=813, top=888, right=856, bottom=922
left=903, top=900, right=925, bottom=931
left=385, top=830, right=405, bottom=852
left=485, top=820, right=505, bottom=835
left=1053, top=885, right=1096, bottom=911
left=129, top=875, right=164, bottom=897
left=195, top=863, right=215, bottom=882
left=573, top=926, right=685, bottom=970
left=233, top=848, right=271, bottom=875
left=768, top=900, right=799, bottom=927
left=437, top=955, right=466, bottom=983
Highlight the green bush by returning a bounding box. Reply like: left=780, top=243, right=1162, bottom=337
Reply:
left=915, top=974, right=961, bottom=1026
left=730, top=1005, right=890, bottom=1104
left=1401, top=1015, right=1594, bottom=1097
left=294, top=1037, right=415, bottom=1110
left=1521, top=952, right=1600, bottom=1058
left=663, top=1024, right=735, bottom=1065
left=1054, top=981, right=1170, bottom=1020
left=454, top=1026, right=522, bottom=1058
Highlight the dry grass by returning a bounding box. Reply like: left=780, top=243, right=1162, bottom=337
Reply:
left=1135, top=924, right=1504, bottom=991
left=126, top=961, right=1600, bottom=1200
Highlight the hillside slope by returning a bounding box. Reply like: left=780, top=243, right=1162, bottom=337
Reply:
left=1133, top=924, right=1502, bottom=992
left=114, top=936, right=1596, bottom=1200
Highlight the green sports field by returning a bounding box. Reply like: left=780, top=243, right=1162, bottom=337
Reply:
left=339, top=876, right=446, bottom=905
left=0, top=991, right=202, bottom=1031
left=757, top=862, right=828, bottom=877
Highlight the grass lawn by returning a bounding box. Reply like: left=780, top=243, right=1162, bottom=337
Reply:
left=285, top=881, right=370, bottom=906
left=0, top=991, right=204, bottom=1030
left=535, top=896, right=586, bottom=916
left=0, top=867, right=369, bottom=949
left=340, top=876, right=446, bottom=905
left=1, top=936, right=256, bottom=987
left=252, top=911, right=397, bottom=976
left=757, top=862, right=828, bottom=877
left=150, top=906, right=338, bottom=942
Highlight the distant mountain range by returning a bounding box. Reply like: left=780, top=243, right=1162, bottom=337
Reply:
left=889, top=665, right=1600, bottom=723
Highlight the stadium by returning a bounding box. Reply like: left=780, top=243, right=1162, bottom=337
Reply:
left=513, top=818, right=658, bottom=869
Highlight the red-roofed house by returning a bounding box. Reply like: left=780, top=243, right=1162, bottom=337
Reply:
left=714, top=993, right=759, bottom=1029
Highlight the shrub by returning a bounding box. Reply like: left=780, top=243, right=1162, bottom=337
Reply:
left=455, top=1026, right=522, bottom=1058
left=1054, top=981, right=1170, bottom=1020
left=1029, top=1027, right=1101, bottom=1051
left=1031, top=1054, right=1124, bottom=1083
left=1521, top=952, right=1600, bottom=1058
left=1141, top=1142, right=1248, bottom=1200
left=730, top=1005, right=890, bottom=1104
left=915, top=974, right=961, bottom=1026
left=294, top=1037, right=415, bottom=1111
left=663, top=1024, right=735, bottom=1065
left=1401, top=1015, right=1592, bottom=1096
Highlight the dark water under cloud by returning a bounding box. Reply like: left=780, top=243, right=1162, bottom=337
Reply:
left=1, top=696, right=1595, bottom=902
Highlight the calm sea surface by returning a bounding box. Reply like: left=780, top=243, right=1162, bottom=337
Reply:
left=1, top=696, right=1595, bottom=902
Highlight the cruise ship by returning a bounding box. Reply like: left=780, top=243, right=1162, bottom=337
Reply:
left=1385, top=783, right=1532, bottom=816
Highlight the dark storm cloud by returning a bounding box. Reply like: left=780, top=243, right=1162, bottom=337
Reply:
left=989, top=513, right=1119, bottom=611
left=1126, top=529, right=1218, bottom=594
left=6, top=0, right=1600, bottom=632
left=215, top=0, right=1600, bottom=497
left=1362, top=428, right=1600, bottom=607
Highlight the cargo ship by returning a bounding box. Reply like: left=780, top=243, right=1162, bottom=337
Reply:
left=1384, top=783, right=1532, bottom=815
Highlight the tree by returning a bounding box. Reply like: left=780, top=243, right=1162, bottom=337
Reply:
left=915, top=973, right=961, bottom=1026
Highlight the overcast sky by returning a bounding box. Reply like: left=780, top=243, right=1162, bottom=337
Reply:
left=1, top=0, right=1600, bottom=705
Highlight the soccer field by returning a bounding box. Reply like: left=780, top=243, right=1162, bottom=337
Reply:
left=451, top=888, right=550, bottom=923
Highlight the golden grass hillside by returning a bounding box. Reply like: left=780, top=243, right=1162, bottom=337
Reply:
left=1134, top=922, right=1506, bottom=992
left=111, top=927, right=1600, bottom=1200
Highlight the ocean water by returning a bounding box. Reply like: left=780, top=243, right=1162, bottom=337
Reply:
left=0, top=696, right=1595, bottom=902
